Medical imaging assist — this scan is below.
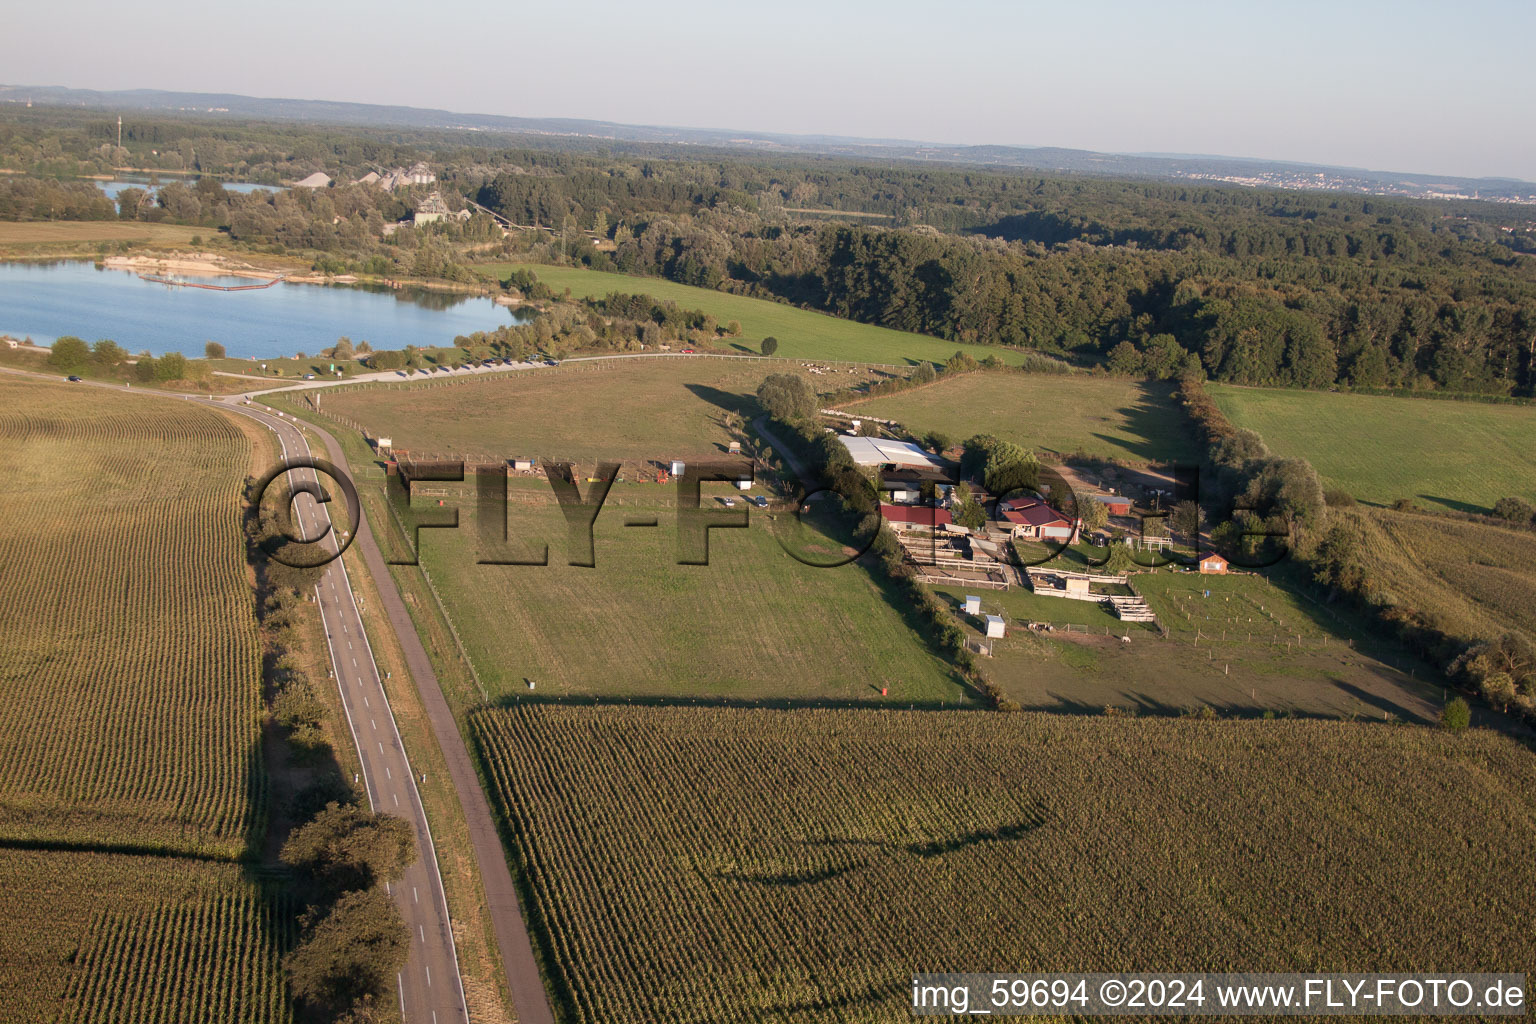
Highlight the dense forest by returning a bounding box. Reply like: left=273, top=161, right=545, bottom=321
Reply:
left=4, top=107, right=1535, bottom=392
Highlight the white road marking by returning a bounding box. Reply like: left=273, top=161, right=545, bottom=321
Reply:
left=372, top=719, right=377, bottom=730
left=426, top=964, right=432, bottom=986
left=419, top=925, right=425, bottom=942
left=414, top=886, right=418, bottom=903
left=394, top=792, right=399, bottom=806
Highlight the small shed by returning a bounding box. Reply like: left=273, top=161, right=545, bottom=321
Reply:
left=1198, top=551, right=1229, bottom=575
left=670, top=460, right=686, bottom=477
left=512, top=458, right=534, bottom=471
left=727, top=440, right=742, bottom=454
left=735, top=478, right=752, bottom=491
left=964, top=595, right=981, bottom=616
left=984, top=614, right=1007, bottom=639
left=1093, top=494, right=1134, bottom=517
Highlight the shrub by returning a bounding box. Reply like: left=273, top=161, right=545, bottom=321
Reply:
left=47, top=336, right=90, bottom=370
left=1491, top=497, right=1535, bottom=523
left=760, top=336, right=778, bottom=356
left=1441, top=697, right=1470, bottom=732
left=204, top=341, right=226, bottom=359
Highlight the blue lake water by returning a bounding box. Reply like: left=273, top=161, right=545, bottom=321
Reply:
left=93, top=177, right=282, bottom=200
left=0, top=261, right=531, bottom=358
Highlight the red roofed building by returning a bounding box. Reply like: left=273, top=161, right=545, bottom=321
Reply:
left=1000, top=499, right=1074, bottom=541
left=1198, top=551, right=1229, bottom=575
left=1091, top=493, right=1134, bottom=517
left=880, top=502, right=952, bottom=533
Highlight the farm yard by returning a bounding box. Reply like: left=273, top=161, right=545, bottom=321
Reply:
left=941, top=566, right=1441, bottom=720
left=0, top=848, right=294, bottom=1024
left=0, top=379, right=265, bottom=856
left=317, top=357, right=889, bottom=463
left=474, top=704, right=1536, bottom=1024
left=1209, top=384, right=1536, bottom=510
left=846, top=373, right=1201, bottom=464
left=476, top=262, right=1038, bottom=366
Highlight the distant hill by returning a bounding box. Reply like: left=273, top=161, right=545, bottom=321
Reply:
left=3, top=83, right=1531, bottom=203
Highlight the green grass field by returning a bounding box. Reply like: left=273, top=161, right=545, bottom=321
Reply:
left=412, top=502, right=965, bottom=704
left=477, top=262, right=1039, bottom=366
left=319, top=357, right=886, bottom=462
left=474, top=704, right=1536, bottom=1023
left=848, top=373, right=1201, bottom=464
left=1209, top=385, right=1536, bottom=511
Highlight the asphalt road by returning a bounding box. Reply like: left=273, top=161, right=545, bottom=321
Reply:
left=252, top=395, right=558, bottom=1024
left=261, top=409, right=469, bottom=1024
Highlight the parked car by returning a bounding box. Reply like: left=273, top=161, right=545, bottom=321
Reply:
left=66, top=375, right=83, bottom=382
left=753, top=495, right=769, bottom=508
left=681, top=348, right=695, bottom=353
left=303, top=373, right=315, bottom=380
left=545, top=359, right=559, bottom=367
left=722, top=496, right=736, bottom=507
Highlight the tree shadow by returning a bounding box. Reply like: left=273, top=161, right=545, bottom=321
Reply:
left=682, top=382, right=757, bottom=419
left=1329, top=678, right=1432, bottom=725
left=1417, top=494, right=1486, bottom=515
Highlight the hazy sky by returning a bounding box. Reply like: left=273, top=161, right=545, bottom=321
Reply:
left=5, top=0, right=1533, bottom=180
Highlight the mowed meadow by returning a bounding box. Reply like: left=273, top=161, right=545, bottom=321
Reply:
left=418, top=502, right=964, bottom=704
left=1209, top=385, right=1536, bottom=510
left=320, top=357, right=888, bottom=462
left=0, top=380, right=295, bottom=1021
left=846, top=373, right=1201, bottom=464
left=476, top=262, right=1037, bottom=366
left=475, top=705, right=1536, bottom=1024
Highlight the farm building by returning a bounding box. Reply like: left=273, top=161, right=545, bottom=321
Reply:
left=838, top=436, right=946, bottom=471
left=880, top=502, right=952, bottom=533
left=511, top=458, right=535, bottom=471
left=964, top=595, right=981, bottom=616
left=293, top=172, right=332, bottom=189
left=1091, top=493, right=1134, bottom=516
left=999, top=499, right=1074, bottom=541
left=984, top=614, right=1007, bottom=639
left=1199, top=551, right=1229, bottom=575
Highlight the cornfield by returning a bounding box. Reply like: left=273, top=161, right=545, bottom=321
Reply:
left=0, top=381, right=264, bottom=856
left=0, top=848, right=293, bottom=1024
left=474, top=704, right=1536, bottom=1024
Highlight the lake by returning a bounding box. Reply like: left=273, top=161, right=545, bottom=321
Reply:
left=0, top=261, right=532, bottom=358
left=92, top=177, right=282, bottom=200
